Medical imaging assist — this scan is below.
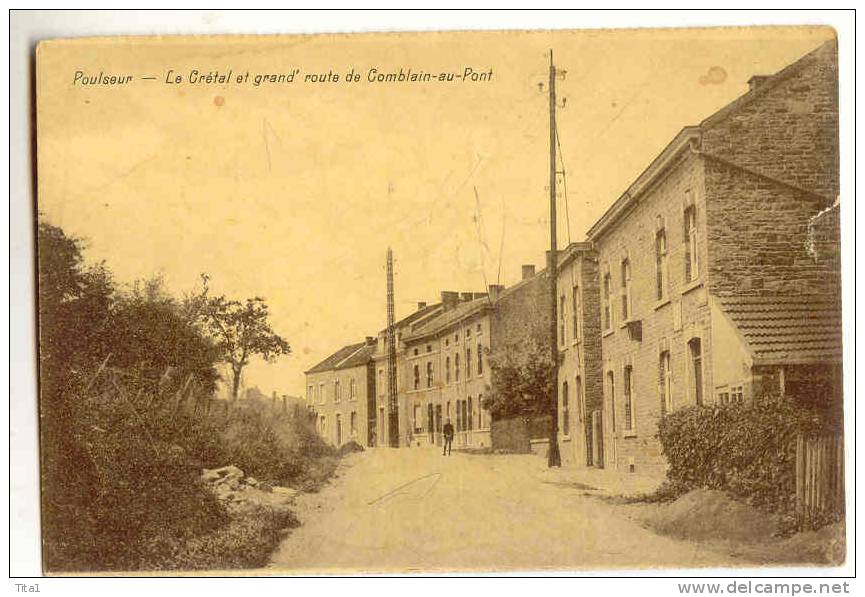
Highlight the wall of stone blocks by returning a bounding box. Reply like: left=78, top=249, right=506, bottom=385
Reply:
left=700, top=41, right=838, bottom=203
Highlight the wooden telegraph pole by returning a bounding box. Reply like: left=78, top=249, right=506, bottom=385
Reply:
left=547, top=50, right=562, bottom=468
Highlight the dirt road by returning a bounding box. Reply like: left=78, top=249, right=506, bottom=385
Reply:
left=268, top=448, right=740, bottom=573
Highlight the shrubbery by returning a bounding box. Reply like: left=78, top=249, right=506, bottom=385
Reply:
left=37, top=220, right=335, bottom=571
left=657, top=397, right=834, bottom=521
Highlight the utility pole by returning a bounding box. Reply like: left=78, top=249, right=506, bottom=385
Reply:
left=386, top=247, right=399, bottom=448
left=547, top=50, right=562, bottom=468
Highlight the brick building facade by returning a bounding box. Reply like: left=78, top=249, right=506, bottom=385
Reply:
left=581, top=40, right=840, bottom=475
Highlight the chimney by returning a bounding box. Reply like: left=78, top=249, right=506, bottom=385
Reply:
left=748, top=75, right=770, bottom=92
left=461, top=292, right=474, bottom=302
left=441, top=291, right=459, bottom=309
left=522, top=264, right=536, bottom=280
left=488, top=284, right=504, bottom=301
left=365, top=336, right=375, bottom=345
left=417, top=301, right=427, bottom=311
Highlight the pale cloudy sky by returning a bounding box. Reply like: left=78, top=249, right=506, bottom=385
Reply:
left=36, top=27, right=833, bottom=397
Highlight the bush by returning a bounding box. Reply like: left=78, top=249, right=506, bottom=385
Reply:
left=657, top=398, right=830, bottom=518
left=37, top=220, right=337, bottom=571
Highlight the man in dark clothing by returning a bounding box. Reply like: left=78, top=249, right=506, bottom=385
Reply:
left=442, top=418, right=454, bottom=456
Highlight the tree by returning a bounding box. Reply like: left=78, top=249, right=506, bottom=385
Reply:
left=201, top=288, right=291, bottom=401
left=482, top=338, right=553, bottom=420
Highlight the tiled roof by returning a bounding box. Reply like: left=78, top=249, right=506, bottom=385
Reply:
left=335, top=343, right=376, bottom=370
left=717, top=295, right=842, bottom=365
left=402, top=297, right=490, bottom=342
left=305, top=341, right=366, bottom=374
left=377, top=302, right=443, bottom=334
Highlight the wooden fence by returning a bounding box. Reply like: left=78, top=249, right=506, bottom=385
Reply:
left=795, top=433, right=844, bottom=526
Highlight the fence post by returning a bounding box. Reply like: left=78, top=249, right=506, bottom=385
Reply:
left=796, top=433, right=805, bottom=523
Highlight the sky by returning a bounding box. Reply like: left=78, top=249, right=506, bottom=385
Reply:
left=36, top=26, right=834, bottom=397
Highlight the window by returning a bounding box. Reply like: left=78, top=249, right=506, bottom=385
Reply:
left=413, top=364, right=420, bottom=390
left=378, top=369, right=384, bottom=396
left=336, top=414, right=342, bottom=445
left=426, top=361, right=433, bottom=388
left=478, top=393, right=484, bottom=428
left=572, top=286, right=580, bottom=342
left=621, top=258, right=632, bottom=321
left=718, top=391, right=730, bottom=405
left=560, top=294, right=567, bottom=344
left=689, top=338, right=703, bottom=405
left=466, top=347, right=472, bottom=377
left=467, top=396, right=473, bottom=431
left=575, top=376, right=584, bottom=424
left=607, top=371, right=617, bottom=432
left=308, top=385, right=314, bottom=401
left=476, top=323, right=482, bottom=333
left=477, top=343, right=483, bottom=375
left=426, top=344, right=432, bottom=353
left=334, top=380, right=341, bottom=403
left=659, top=350, right=673, bottom=414
left=562, top=381, right=570, bottom=436
left=413, top=348, right=419, bottom=356
left=603, top=270, right=612, bottom=331
left=455, top=353, right=460, bottom=381
left=446, top=356, right=451, bottom=383
left=454, top=333, right=459, bottom=343
left=349, top=378, right=356, bottom=401
left=466, top=327, right=472, bottom=338
left=350, top=411, right=358, bottom=437
left=445, top=338, right=449, bottom=347
left=318, top=383, right=325, bottom=405
left=684, top=204, right=698, bottom=282
left=623, top=365, right=635, bottom=432
left=655, top=227, right=668, bottom=300
left=320, top=415, right=326, bottom=435
left=731, top=385, right=744, bottom=405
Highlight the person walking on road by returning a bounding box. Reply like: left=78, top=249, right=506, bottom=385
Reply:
left=442, top=418, right=454, bottom=456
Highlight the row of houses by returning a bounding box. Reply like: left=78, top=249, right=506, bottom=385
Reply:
left=305, top=266, right=550, bottom=449
left=305, top=40, right=842, bottom=475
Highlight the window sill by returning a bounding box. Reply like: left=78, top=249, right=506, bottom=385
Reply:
left=619, top=320, right=632, bottom=330
left=602, top=328, right=615, bottom=338
left=653, top=297, right=671, bottom=311
left=561, top=435, right=572, bottom=442
left=623, top=429, right=638, bottom=438
left=681, top=278, right=703, bottom=296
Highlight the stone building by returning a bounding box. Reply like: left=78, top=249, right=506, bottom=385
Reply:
left=304, top=338, right=377, bottom=448
left=555, top=242, right=604, bottom=467
left=398, top=264, right=551, bottom=451
left=583, top=40, right=840, bottom=475
left=370, top=302, right=444, bottom=447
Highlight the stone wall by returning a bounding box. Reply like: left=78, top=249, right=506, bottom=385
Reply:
left=701, top=40, right=838, bottom=203
left=702, top=40, right=840, bottom=299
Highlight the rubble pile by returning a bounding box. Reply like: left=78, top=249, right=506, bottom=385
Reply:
left=200, top=465, right=300, bottom=513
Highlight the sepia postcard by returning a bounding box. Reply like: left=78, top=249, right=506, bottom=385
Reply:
left=33, top=25, right=846, bottom=575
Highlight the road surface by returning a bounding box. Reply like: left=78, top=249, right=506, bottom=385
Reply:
left=269, top=448, right=740, bottom=573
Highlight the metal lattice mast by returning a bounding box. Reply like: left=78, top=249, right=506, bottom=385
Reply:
left=386, top=248, right=399, bottom=447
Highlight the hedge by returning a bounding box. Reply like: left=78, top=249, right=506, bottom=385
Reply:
left=657, top=397, right=832, bottom=519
